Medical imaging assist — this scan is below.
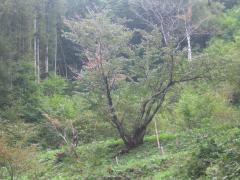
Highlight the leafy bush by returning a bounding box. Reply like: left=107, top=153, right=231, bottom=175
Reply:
left=41, top=74, right=67, bottom=96
left=185, top=127, right=240, bottom=179
left=0, top=136, right=40, bottom=179
left=208, top=128, right=240, bottom=178
left=187, top=139, right=223, bottom=179
left=174, top=86, right=228, bottom=129
left=0, top=56, right=42, bottom=123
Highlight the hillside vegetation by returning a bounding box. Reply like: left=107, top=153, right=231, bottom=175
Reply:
left=0, top=0, right=240, bottom=179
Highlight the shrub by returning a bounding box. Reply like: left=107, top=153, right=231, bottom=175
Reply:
left=187, top=139, right=223, bottom=179
left=0, top=136, right=40, bottom=179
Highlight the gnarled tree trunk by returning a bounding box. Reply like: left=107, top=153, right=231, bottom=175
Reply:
left=125, top=127, right=146, bottom=148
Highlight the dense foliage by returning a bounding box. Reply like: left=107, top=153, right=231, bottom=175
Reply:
left=0, top=0, right=240, bottom=179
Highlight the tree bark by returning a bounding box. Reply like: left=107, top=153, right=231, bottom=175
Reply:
left=37, top=35, right=40, bottom=83
left=54, top=27, right=57, bottom=75
left=126, top=126, right=146, bottom=148
left=45, top=1, right=49, bottom=77
left=186, top=26, right=192, bottom=62
left=45, top=39, right=49, bottom=75
left=33, top=7, right=40, bottom=83
left=34, top=15, right=37, bottom=81
left=103, top=75, right=130, bottom=146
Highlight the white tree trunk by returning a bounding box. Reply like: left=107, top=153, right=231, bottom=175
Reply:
left=186, top=26, right=192, bottom=62
left=54, top=28, right=58, bottom=75
left=37, top=37, right=40, bottom=83
left=35, top=13, right=40, bottom=84
left=45, top=1, right=49, bottom=77
left=45, top=38, right=49, bottom=75
left=34, top=16, right=37, bottom=81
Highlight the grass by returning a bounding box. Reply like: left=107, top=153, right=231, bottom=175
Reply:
left=29, top=133, right=194, bottom=180
left=13, top=126, right=240, bottom=179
